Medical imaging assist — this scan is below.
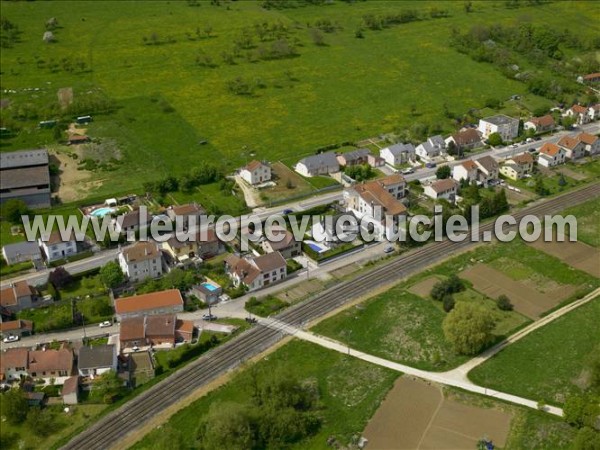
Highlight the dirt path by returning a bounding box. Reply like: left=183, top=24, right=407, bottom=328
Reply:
left=234, top=174, right=259, bottom=208
left=51, top=151, right=96, bottom=202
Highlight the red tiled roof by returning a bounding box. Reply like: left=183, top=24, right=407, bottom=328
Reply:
left=539, top=143, right=562, bottom=156
left=430, top=178, right=458, bottom=194
left=576, top=133, right=598, bottom=145
left=528, top=115, right=555, bottom=127
left=119, top=316, right=146, bottom=341
left=0, top=319, right=33, bottom=332
left=28, top=348, right=73, bottom=374
left=175, top=319, right=194, bottom=335
left=570, top=104, right=588, bottom=115
left=461, top=160, right=478, bottom=170
left=62, top=376, right=79, bottom=395
left=121, top=241, right=160, bottom=263
left=511, top=153, right=534, bottom=165
left=243, top=160, right=265, bottom=171
left=557, top=136, right=581, bottom=150
left=114, top=289, right=183, bottom=315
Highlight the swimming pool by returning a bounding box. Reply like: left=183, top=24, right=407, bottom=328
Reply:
left=202, top=282, right=219, bottom=292
left=305, top=240, right=328, bottom=253
left=90, top=207, right=115, bottom=217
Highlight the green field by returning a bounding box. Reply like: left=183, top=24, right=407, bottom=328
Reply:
left=132, top=339, right=398, bottom=450
left=469, top=298, right=600, bottom=406
left=562, top=197, right=600, bottom=247
left=1, top=0, right=597, bottom=201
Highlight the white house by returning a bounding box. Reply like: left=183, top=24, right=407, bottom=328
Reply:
left=39, top=230, right=79, bottom=263
left=295, top=152, right=339, bottom=177
left=538, top=143, right=566, bottom=168
left=564, top=104, right=591, bottom=125
left=240, top=160, right=271, bottom=185
left=500, top=153, right=534, bottom=180
left=478, top=115, right=519, bottom=142
left=225, top=252, right=287, bottom=292
left=1, top=347, right=74, bottom=385
left=557, top=135, right=585, bottom=160
left=576, top=132, right=600, bottom=155
left=474, top=156, right=499, bottom=186
left=118, top=241, right=163, bottom=283
left=415, top=135, right=446, bottom=161
left=588, top=104, right=600, bottom=121
left=424, top=179, right=459, bottom=201
left=445, top=129, right=482, bottom=151
left=523, top=115, right=555, bottom=134
left=77, top=345, right=117, bottom=379
left=452, top=160, right=478, bottom=184
left=379, top=143, right=415, bottom=166
left=113, top=209, right=153, bottom=235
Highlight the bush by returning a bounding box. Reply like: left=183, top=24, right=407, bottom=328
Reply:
left=443, top=302, right=496, bottom=355
left=496, top=294, right=513, bottom=311
left=442, top=294, right=455, bottom=312
left=430, top=275, right=465, bottom=301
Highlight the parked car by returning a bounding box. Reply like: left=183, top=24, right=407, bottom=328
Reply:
left=425, top=162, right=436, bottom=168
left=526, top=138, right=535, bottom=143
left=245, top=317, right=258, bottom=324
left=511, top=143, right=519, bottom=148
left=99, top=321, right=112, bottom=328
left=3, top=335, right=19, bottom=343
left=202, top=314, right=218, bottom=321
left=384, top=245, right=395, bottom=254
left=282, top=208, right=293, bottom=215
left=401, top=168, right=415, bottom=175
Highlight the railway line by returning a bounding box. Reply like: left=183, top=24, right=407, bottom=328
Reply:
left=62, top=182, right=600, bottom=450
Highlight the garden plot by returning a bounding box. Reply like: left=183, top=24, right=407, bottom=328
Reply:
left=529, top=239, right=600, bottom=278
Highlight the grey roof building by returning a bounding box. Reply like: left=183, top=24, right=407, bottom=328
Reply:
left=295, top=151, right=340, bottom=177
left=78, top=344, right=117, bottom=378
left=0, top=149, right=51, bottom=208
left=2, top=241, right=42, bottom=265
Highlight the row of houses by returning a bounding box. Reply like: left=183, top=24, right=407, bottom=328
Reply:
left=538, top=132, right=599, bottom=168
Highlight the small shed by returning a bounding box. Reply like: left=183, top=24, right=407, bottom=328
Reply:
left=62, top=376, right=80, bottom=405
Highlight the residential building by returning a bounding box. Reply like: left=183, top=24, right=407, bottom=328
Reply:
left=39, top=230, right=79, bottom=263
left=167, top=203, right=205, bottom=230
left=500, top=153, right=534, bottom=180
left=474, top=156, right=499, bottom=186
left=114, top=289, right=184, bottom=321
left=0, top=319, right=33, bottom=338
left=379, top=143, right=415, bottom=166
left=0, top=281, right=37, bottom=312
left=0, top=149, right=51, bottom=208
left=557, top=136, right=585, bottom=160
left=1, top=241, right=42, bottom=265
left=452, top=160, right=479, bottom=184
left=336, top=149, right=371, bottom=167
left=261, top=228, right=302, bottom=259
left=119, top=241, right=163, bottom=283
left=0, top=348, right=29, bottom=381
left=295, top=152, right=339, bottom=177
left=344, top=174, right=407, bottom=235
left=189, top=281, right=222, bottom=305
left=78, top=345, right=117, bottom=379
left=588, top=104, right=600, bottom=121
left=225, top=252, right=287, bottom=292
left=0, top=347, right=74, bottom=384
left=478, top=115, right=519, bottom=142
left=62, top=376, right=80, bottom=404
left=112, top=209, right=153, bottom=235
left=415, top=135, right=446, bottom=161
left=240, top=160, right=271, bottom=185
left=311, top=212, right=359, bottom=244
left=576, top=132, right=600, bottom=155
left=119, top=314, right=194, bottom=351
left=367, top=153, right=385, bottom=167
left=538, top=143, right=566, bottom=167
left=564, top=104, right=591, bottom=125
left=445, top=129, right=482, bottom=151
left=424, top=179, right=459, bottom=201
left=163, top=228, right=222, bottom=263
left=524, top=115, right=555, bottom=133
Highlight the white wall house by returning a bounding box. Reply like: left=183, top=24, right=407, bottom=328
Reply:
left=240, top=160, right=271, bottom=185
left=415, top=136, right=446, bottom=161
left=379, top=143, right=415, bottom=166
left=225, top=252, right=287, bottom=292
left=39, top=231, right=79, bottom=263
left=452, top=160, right=478, bottom=184
left=577, top=133, right=600, bottom=155
left=77, top=345, right=117, bottom=379
left=564, top=105, right=591, bottom=125
left=557, top=136, right=585, bottom=160
left=118, top=241, right=163, bottom=283
left=295, top=152, right=339, bottom=177
left=478, top=115, right=519, bottom=142
left=424, top=179, right=459, bottom=201
left=538, top=143, right=566, bottom=168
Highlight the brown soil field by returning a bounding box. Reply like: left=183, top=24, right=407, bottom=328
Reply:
left=529, top=239, right=600, bottom=278
left=51, top=150, right=99, bottom=202
left=363, top=377, right=511, bottom=450
left=408, top=276, right=442, bottom=298
left=558, top=167, right=587, bottom=181
left=460, top=264, right=576, bottom=318
left=260, top=162, right=313, bottom=202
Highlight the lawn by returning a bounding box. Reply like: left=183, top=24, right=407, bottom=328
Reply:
left=469, top=297, right=600, bottom=406
left=132, top=339, right=398, bottom=450
left=562, top=197, right=600, bottom=247
left=259, top=161, right=315, bottom=204
left=245, top=294, right=288, bottom=317
left=2, top=0, right=596, bottom=203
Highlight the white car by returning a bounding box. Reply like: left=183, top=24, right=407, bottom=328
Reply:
left=99, top=321, right=112, bottom=328
left=3, top=335, right=19, bottom=343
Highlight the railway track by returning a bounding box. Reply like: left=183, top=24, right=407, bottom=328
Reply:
left=62, top=182, right=600, bottom=450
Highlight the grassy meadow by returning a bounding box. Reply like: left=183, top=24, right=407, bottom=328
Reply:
left=1, top=0, right=598, bottom=200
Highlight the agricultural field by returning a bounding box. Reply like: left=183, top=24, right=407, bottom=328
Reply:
left=469, top=297, right=600, bottom=406
left=561, top=197, right=600, bottom=248
left=1, top=0, right=597, bottom=203
left=131, top=339, right=399, bottom=450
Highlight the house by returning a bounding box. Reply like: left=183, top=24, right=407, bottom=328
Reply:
left=0, top=319, right=33, bottom=338
left=452, top=160, right=479, bottom=184
left=336, top=149, right=371, bottom=167
left=2, top=241, right=42, bottom=265
left=119, top=314, right=194, bottom=351
left=62, top=376, right=80, bottom=404
left=0, top=348, right=29, bottom=381
left=424, top=179, right=459, bottom=201
left=478, top=115, right=519, bottom=142
left=225, top=252, right=287, bottom=292
left=565, top=104, right=591, bottom=125
left=38, top=230, right=79, bottom=263
left=167, top=203, right=205, bottom=231
left=445, top=129, right=482, bottom=151
left=557, top=136, right=585, bottom=160
left=25, top=391, right=45, bottom=407
left=67, top=135, right=90, bottom=145
left=379, top=143, right=415, bottom=166
left=118, top=241, right=163, bottom=283
left=588, top=104, right=600, bottom=121
left=78, top=345, right=117, bottom=379
left=538, top=143, right=566, bottom=167
left=474, top=156, right=499, bottom=186
left=18, top=347, right=74, bottom=385
left=367, top=153, right=385, bottom=167
left=112, top=209, right=153, bottom=235
left=311, top=212, right=358, bottom=244
left=163, top=228, right=222, bottom=263
left=189, top=281, right=222, bottom=305
left=576, top=132, right=600, bottom=155
left=0, top=149, right=51, bottom=208
left=524, top=115, right=555, bottom=134
left=500, top=153, right=534, bottom=180
left=261, top=228, right=301, bottom=259
left=415, top=136, right=446, bottom=161
left=239, top=160, right=271, bottom=185
left=0, top=281, right=37, bottom=312
left=114, top=289, right=184, bottom=321
left=295, top=152, right=339, bottom=177
left=344, top=174, right=407, bottom=235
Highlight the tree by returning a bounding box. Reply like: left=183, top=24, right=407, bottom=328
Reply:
left=435, top=165, right=451, bottom=179
left=487, top=132, right=503, bottom=146
left=309, top=28, right=325, bottom=46
left=564, top=393, right=600, bottom=429
left=99, top=261, right=124, bottom=288
left=497, top=294, right=513, bottom=311
left=197, top=402, right=258, bottom=450
left=443, top=302, right=496, bottom=355
left=1, top=199, right=31, bottom=224
left=48, top=266, right=72, bottom=289
left=558, top=172, right=567, bottom=187
left=1, top=390, right=28, bottom=424
left=443, top=294, right=455, bottom=312
left=572, top=427, right=600, bottom=450
left=534, top=175, right=549, bottom=196
left=94, top=370, right=123, bottom=403
left=464, top=1, right=473, bottom=13
left=26, top=408, right=58, bottom=437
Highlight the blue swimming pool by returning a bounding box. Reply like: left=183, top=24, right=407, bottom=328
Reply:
left=202, top=282, right=219, bottom=292
left=90, top=207, right=115, bottom=217
left=306, top=240, right=328, bottom=253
